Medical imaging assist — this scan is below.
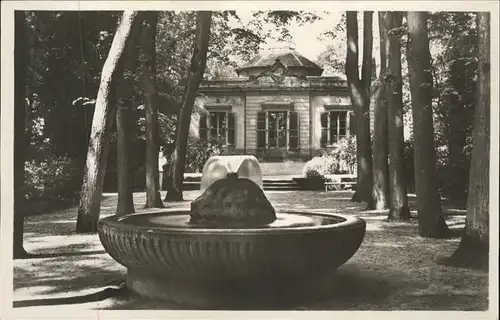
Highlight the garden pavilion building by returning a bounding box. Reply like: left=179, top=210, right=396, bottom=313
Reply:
left=190, top=47, right=355, bottom=161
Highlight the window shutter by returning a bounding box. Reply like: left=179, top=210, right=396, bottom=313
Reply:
left=289, top=111, right=299, bottom=151
left=320, top=112, right=328, bottom=147
left=349, top=112, right=356, bottom=136
left=330, top=111, right=339, bottom=143
left=227, top=112, right=235, bottom=145
left=339, top=111, right=347, bottom=138
left=256, top=111, right=266, bottom=150
left=199, top=114, right=207, bottom=140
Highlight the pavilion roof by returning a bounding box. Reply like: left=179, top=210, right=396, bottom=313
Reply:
left=238, top=47, right=323, bottom=72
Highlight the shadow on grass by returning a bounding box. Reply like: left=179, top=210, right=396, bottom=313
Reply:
left=374, top=220, right=465, bottom=239
left=14, top=262, right=126, bottom=299
left=21, top=250, right=107, bottom=259
left=24, top=216, right=78, bottom=237
left=307, top=267, right=398, bottom=310
left=96, top=290, right=187, bottom=310
left=14, top=283, right=127, bottom=308
left=22, top=195, right=113, bottom=217
left=96, top=266, right=399, bottom=310
left=22, top=242, right=103, bottom=255
left=14, top=237, right=125, bottom=297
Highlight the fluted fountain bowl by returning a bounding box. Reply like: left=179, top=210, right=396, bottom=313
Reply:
left=98, top=210, right=366, bottom=308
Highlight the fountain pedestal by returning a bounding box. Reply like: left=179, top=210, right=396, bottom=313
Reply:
left=126, top=266, right=339, bottom=309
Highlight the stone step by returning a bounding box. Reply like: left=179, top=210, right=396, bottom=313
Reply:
left=181, top=180, right=302, bottom=191
left=182, top=181, right=201, bottom=191
left=265, top=187, right=302, bottom=191
left=183, top=177, right=300, bottom=183
left=183, top=177, right=299, bottom=183
left=263, top=181, right=296, bottom=186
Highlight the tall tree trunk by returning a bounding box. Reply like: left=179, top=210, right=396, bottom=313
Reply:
left=346, top=11, right=374, bottom=207
left=371, top=11, right=390, bottom=210
left=116, top=16, right=142, bottom=216
left=386, top=12, right=410, bottom=220
left=445, top=12, right=490, bottom=269
left=116, top=97, right=135, bottom=216
left=142, top=12, right=164, bottom=208
left=165, top=11, right=212, bottom=202
left=407, top=11, right=450, bottom=236
left=361, top=12, right=374, bottom=98
left=76, top=11, right=140, bottom=232
left=14, top=11, right=29, bottom=259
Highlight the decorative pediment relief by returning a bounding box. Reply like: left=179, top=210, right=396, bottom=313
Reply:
left=249, top=59, right=306, bottom=83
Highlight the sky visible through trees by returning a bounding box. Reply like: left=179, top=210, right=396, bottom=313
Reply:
left=228, top=11, right=345, bottom=63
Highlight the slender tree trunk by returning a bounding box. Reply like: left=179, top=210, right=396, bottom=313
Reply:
left=406, top=11, right=450, bottom=236
left=116, top=17, right=142, bottom=216
left=165, top=11, right=212, bottom=202
left=142, top=12, right=164, bottom=208
left=116, top=98, right=135, bottom=216
left=76, top=11, right=140, bottom=232
left=346, top=11, right=374, bottom=206
left=385, top=12, right=410, bottom=220
left=361, top=12, right=374, bottom=98
left=14, top=11, right=29, bottom=259
left=361, top=11, right=375, bottom=209
left=371, top=11, right=390, bottom=210
left=445, top=12, right=490, bottom=269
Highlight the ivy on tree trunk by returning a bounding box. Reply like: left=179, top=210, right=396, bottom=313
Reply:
left=407, top=11, right=450, bottom=236
left=345, top=11, right=375, bottom=208
left=76, top=11, right=141, bottom=233
left=165, top=11, right=212, bottom=202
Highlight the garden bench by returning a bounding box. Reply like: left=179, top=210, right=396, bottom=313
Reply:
left=324, top=175, right=357, bottom=191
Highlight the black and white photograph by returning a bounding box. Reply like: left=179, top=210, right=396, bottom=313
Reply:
left=0, top=1, right=498, bottom=318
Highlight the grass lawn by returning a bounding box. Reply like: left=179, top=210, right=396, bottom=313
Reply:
left=11, top=190, right=489, bottom=312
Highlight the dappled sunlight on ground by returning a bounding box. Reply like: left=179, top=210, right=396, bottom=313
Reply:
left=364, top=223, right=385, bottom=232
left=12, top=190, right=488, bottom=311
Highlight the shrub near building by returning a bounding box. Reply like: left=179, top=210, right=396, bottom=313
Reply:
left=303, top=136, right=357, bottom=179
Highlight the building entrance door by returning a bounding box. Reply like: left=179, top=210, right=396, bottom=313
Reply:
left=267, top=111, right=287, bottom=151
left=256, top=110, right=299, bottom=160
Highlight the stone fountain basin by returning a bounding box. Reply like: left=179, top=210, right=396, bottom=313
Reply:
left=98, top=211, right=366, bottom=307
